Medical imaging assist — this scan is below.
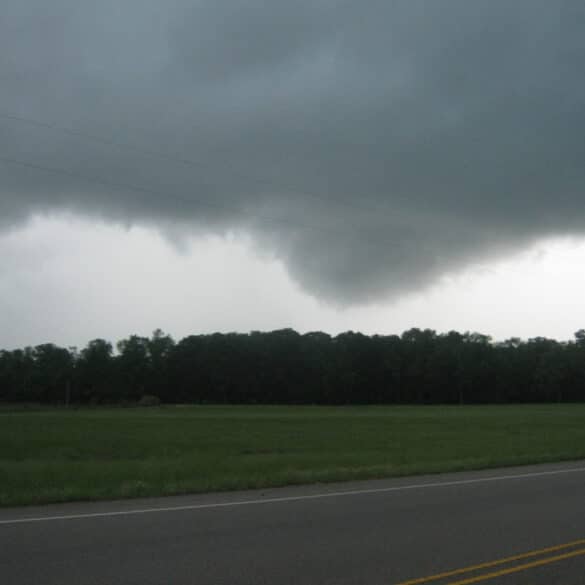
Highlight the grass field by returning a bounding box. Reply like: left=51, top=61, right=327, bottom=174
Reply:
left=2, top=404, right=585, bottom=507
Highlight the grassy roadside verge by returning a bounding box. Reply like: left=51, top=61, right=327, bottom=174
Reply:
left=1, top=404, right=585, bottom=507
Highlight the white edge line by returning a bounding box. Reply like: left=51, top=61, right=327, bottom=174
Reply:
left=2, top=466, right=585, bottom=526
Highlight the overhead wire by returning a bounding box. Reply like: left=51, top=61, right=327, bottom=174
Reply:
left=0, top=110, right=395, bottom=219
left=0, top=154, right=382, bottom=246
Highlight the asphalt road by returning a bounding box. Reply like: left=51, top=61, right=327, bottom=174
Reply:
left=2, top=461, right=585, bottom=585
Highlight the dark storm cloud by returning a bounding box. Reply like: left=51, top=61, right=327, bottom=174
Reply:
left=1, top=0, right=584, bottom=302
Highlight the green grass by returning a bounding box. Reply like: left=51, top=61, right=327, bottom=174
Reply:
left=1, top=404, right=585, bottom=507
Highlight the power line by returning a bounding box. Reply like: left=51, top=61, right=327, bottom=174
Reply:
left=0, top=110, right=394, bottom=219
left=0, top=154, right=379, bottom=244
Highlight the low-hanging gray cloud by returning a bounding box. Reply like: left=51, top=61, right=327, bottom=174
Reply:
left=1, top=0, right=584, bottom=303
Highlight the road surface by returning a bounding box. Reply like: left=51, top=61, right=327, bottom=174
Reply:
left=2, top=461, right=585, bottom=584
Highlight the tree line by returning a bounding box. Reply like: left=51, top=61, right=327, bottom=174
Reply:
left=2, top=328, right=585, bottom=406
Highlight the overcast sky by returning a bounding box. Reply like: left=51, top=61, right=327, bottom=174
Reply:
left=1, top=1, right=584, bottom=348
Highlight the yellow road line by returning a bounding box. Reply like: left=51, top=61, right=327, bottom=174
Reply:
left=445, top=546, right=585, bottom=584
left=396, top=538, right=585, bottom=585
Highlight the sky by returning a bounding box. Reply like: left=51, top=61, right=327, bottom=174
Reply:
left=1, top=1, right=584, bottom=348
